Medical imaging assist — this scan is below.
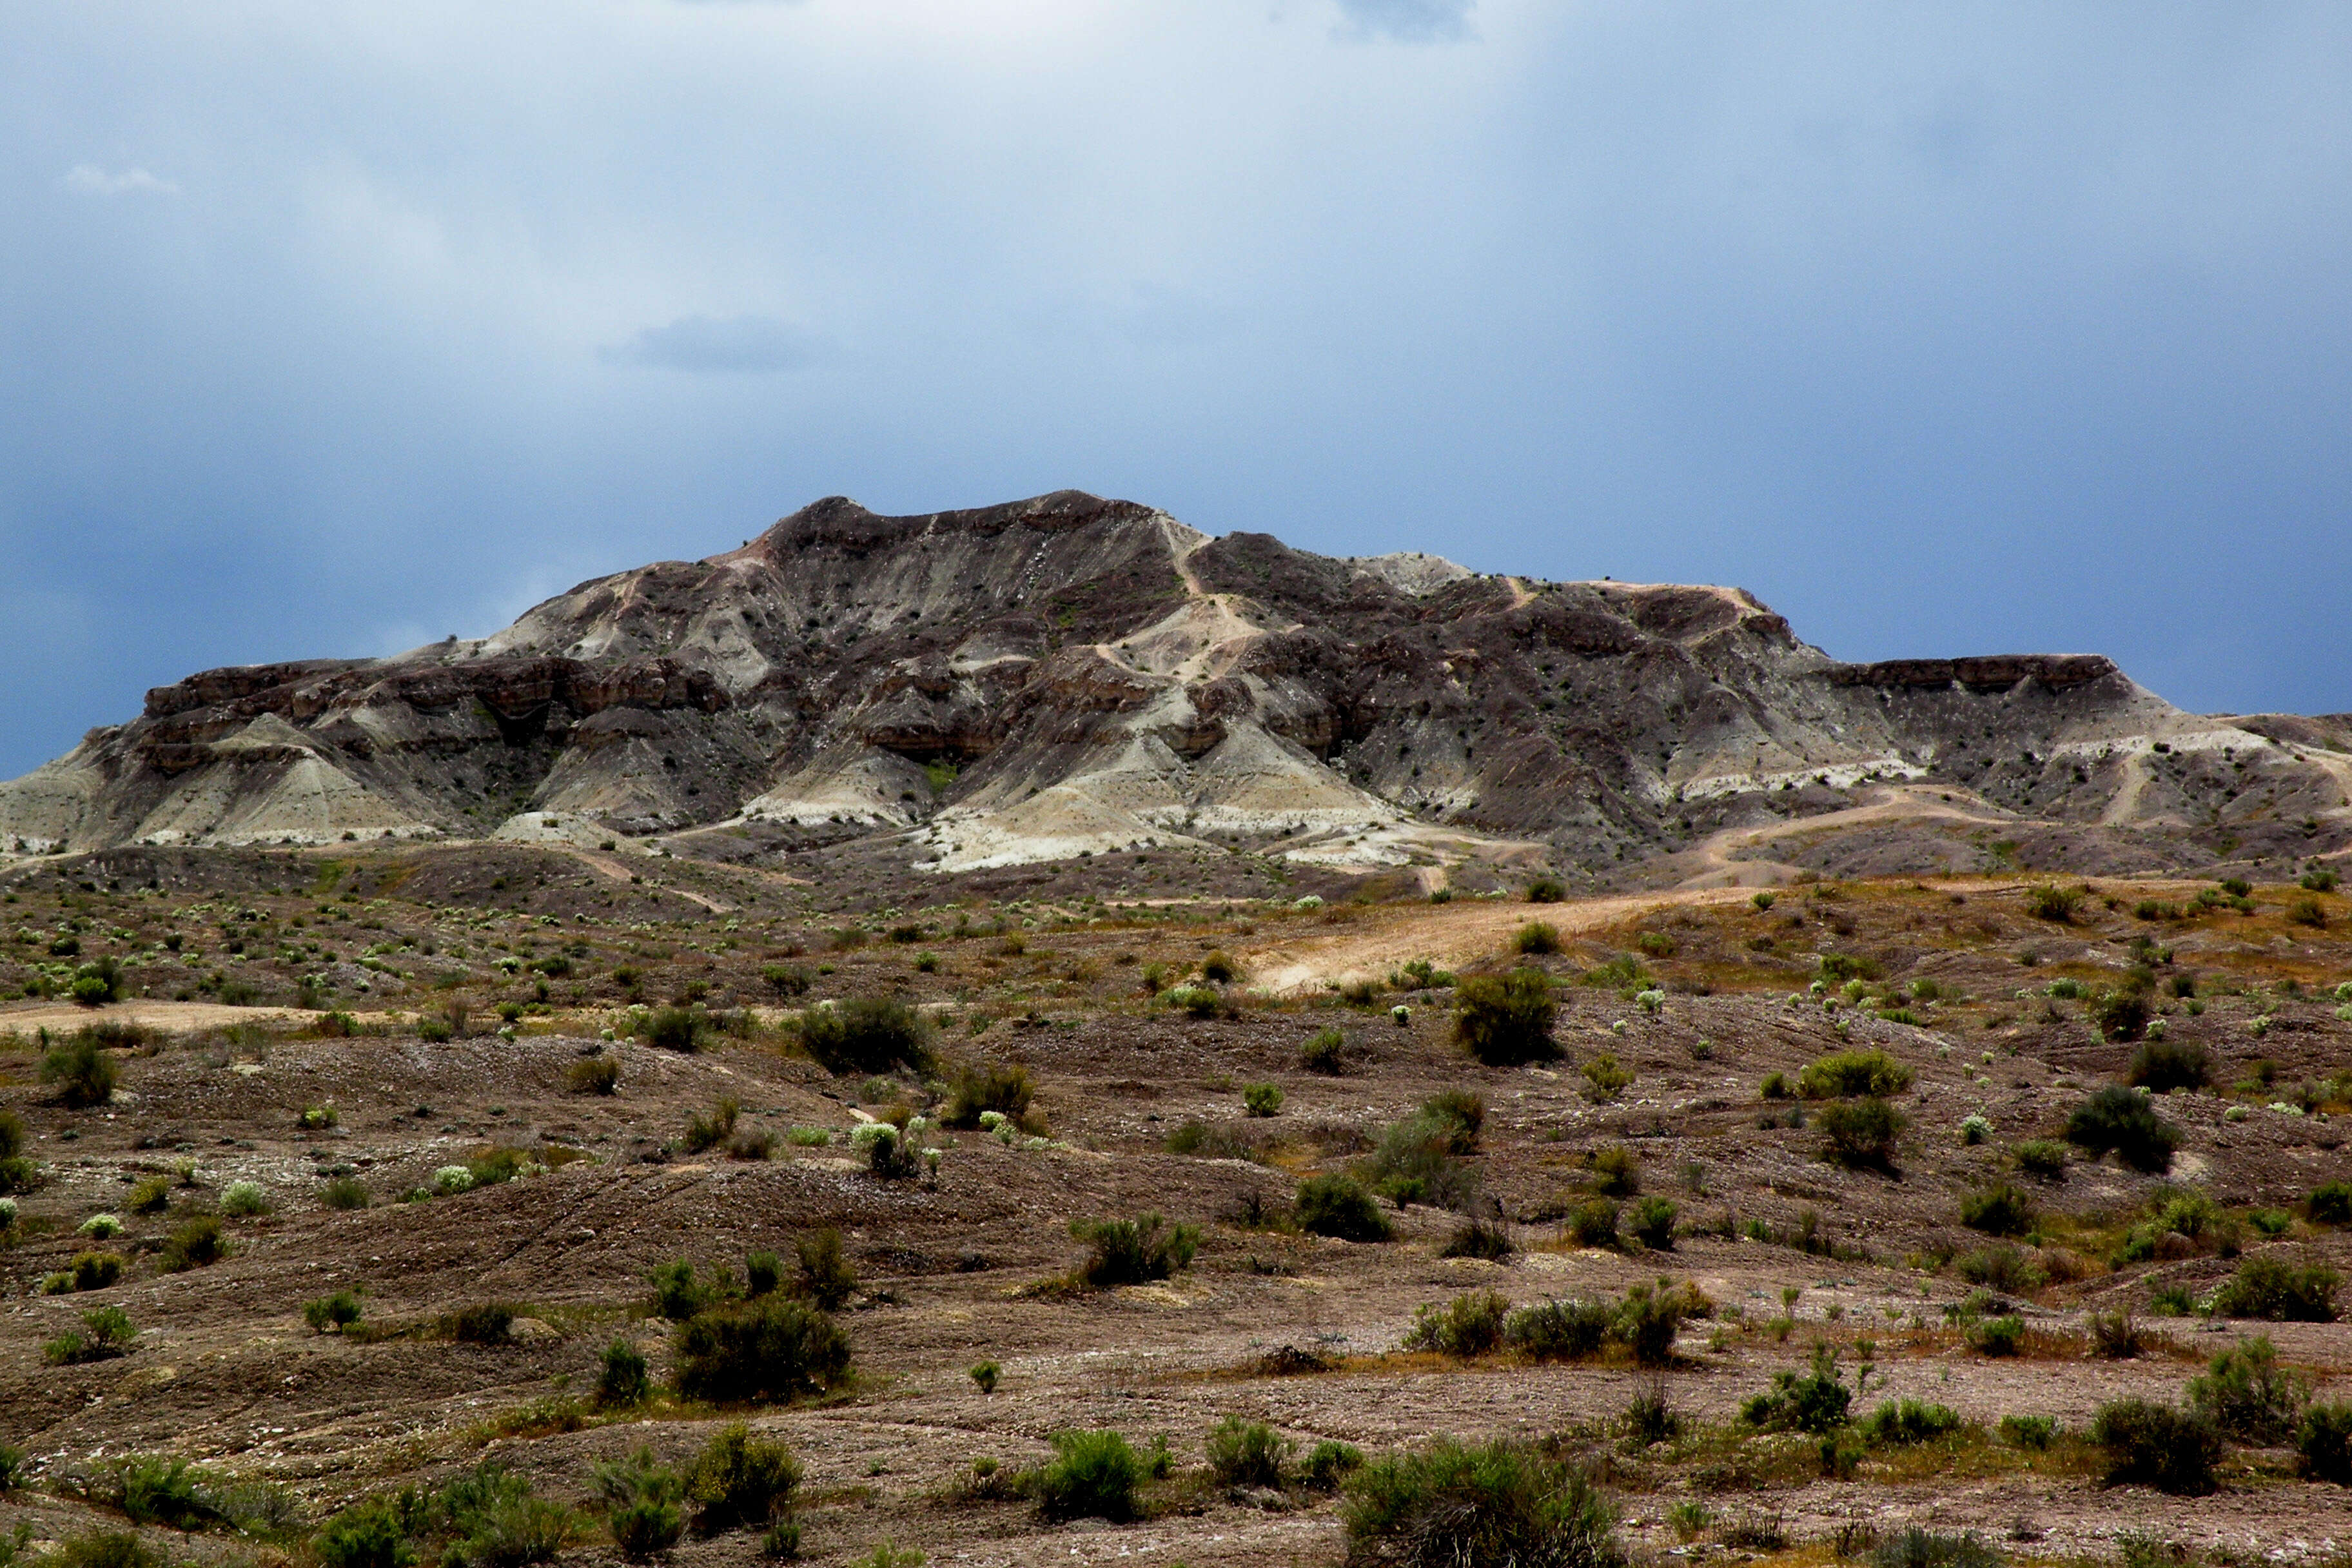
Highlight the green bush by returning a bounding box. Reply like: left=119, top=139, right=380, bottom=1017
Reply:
left=44, top=1305, right=136, bottom=1365
left=1967, top=1316, right=2024, bottom=1357
left=673, top=1298, right=853, bottom=1404
left=2208, top=1257, right=2340, bottom=1322
left=1164, top=985, right=1221, bottom=1018
left=2306, top=1181, right=2352, bottom=1226
left=2014, top=1140, right=2069, bottom=1180
left=1453, top=968, right=1560, bottom=1066
left=799, top=997, right=932, bottom=1076
left=446, top=1303, right=514, bottom=1345
left=69, top=1251, right=124, bottom=1291
left=1341, top=1439, right=1622, bottom=1568
left=968, top=1360, right=999, bottom=1395
left=1525, top=877, right=1565, bottom=903
left=1199, top=949, right=1240, bottom=983
left=1872, top=1528, right=2001, bottom=1568
left=1296, top=1174, right=1393, bottom=1242
left=594, top=1447, right=684, bottom=1560
left=1301, top=1440, right=1365, bottom=1491
left=1567, top=1198, right=1620, bottom=1250
left=1580, top=1054, right=1632, bottom=1104
left=684, top=1422, right=801, bottom=1534
left=596, top=1337, right=651, bottom=1407
left=943, top=1061, right=1035, bottom=1129
left=1956, top=1245, right=2044, bottom=1294
left=1504, top=1297, right=1612, bottom=1361
left=649, top=1259, right=725, bottom=1321
left=322, top=1175, right=370, bottom=1210
left=1612, top=1280, right=1697, bottom=1366
left=1439, top=1219, right=1514, bottom=1260
left=1515, top=921, right=1562, bottom=955
left=2088, top=1309, right=2144, bottom=1359
left=1300, top=1026, right=1349, bottom=1075
left=1629, top=1197, right=1678, bottom=1251
left=1034, top=1429, right=1148, bottom=1521
left=2298, top=1402, right=2352, bottom=1484
left=1363, top=1092, right=1484, bottom=1209
left=642, top=1006, right=707, bottom=1053
left=159, top=1216, right=228, bottom=1272
left=2025, top=884, right=2081, bottom=923
left=48, top=1536, right=167, bottom=1568
left=1798, top=1048, right=1912, bottom=1099
left=2090, top=1399, right=2221, bottom=1493
left=304, top=1290, right=364, bottom=1333
left=2064, top=1086, right=2180, bottom=1174
left=1959, top=1184, right=2035, bottom=1237
left=41, top=1033, right=119, bottom=1108
left=1205, top=1416, right=1291, bottom=1488
left=1404, top=1291, right=1509, bottom=1357
left=317, top=1496, right=417, bottom=1568
left=794, top=1229, right=859, bottom=1311
left=220, top=1181, right=269, bottom=1217
left=1818, top=1097, right=1906, bottom=1168
left=1588, top=1144, right=1640, bottom=1197
left=567, top=1055, right=620, bottom=1095
left=1998, top=1415, right=2056, bottom=1449
left=1242, top=1082, right=1284, bottom=1117
left=2128, top=1039, right=2211, bottom=1092
left=1070, top=1213, right=1198, bottom=1287
left=2188, top=1334, right=2306, bottom=1443
left=1742, top=1344, right=1851, bottom=1435
left=681, top=1098, right=740, bottom=1154
left=1861, top=1400, right=1963, bottom=1446
left=2088, top=989, right=2151, bottom=1043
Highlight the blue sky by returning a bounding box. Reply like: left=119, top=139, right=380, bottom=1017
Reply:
left=5, top=1, right=2349, bottom=776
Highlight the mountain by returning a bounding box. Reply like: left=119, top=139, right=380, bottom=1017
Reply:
left=5, top=490, right=2347, bottom=883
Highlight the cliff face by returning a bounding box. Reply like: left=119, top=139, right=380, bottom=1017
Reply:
left=3, top=491, right=2345, bottom=874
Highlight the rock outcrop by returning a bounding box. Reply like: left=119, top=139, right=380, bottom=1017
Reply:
left=3, top=490, right=2345, bottom=876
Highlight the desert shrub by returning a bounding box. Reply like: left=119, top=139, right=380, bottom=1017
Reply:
left=598, top=1339, right=651, bottom=1407
left=1205, top=1416, right=1291, bottom=1488
left=1966, top=1315, right=2024, bottom=1357
left=2090, top=1400, right=2221, bottom=1493
left=685, top=1422, right=801, bottom=1534
left=2014, top=1140, right=2069, bottom=1179
left=44, top=1304, right=135, bottom=1365
left=648, top=1259, right=726, bottom=1321
left=642, top=1006, right=707, bottom=1054
left=1070, top=1213, right=1198, bottom=1287
left=1340, top=1438, right=1622, bottom=1568
left=321, top=1175, right=370, bottom=1210
left=2025, top=884, right=2081, bottom=923
left=1034, top=1429, right=1157, bottom=1521
left=68, top=1251, right=125, bottom=1291
left=799, top=997, right=932, bottom=1076
left=2306, top=1181, right=2352, bottom=1226
left=2064, top=1086, right=2180, bottom=1174
left=317, top=1496, right=416, bottom=1568
left=1872, top=1529, right=2001, bottom=1568
left=1567, top=1199, right=1620, bottom=1250
left=968, top=1359, right=1000, bottom=1395
left=1588, top=1144, right=1640, bottom=1197
left=116, top=1456, right=219, bottom=1528
left=1818, top=1097, right=1905, bottom=1168
left=2088, top=1309, right=2143, bottom=1358
left=567, top=1055, right=620, bottom=1095
left=1296, top=1174, right=1393, bottom=1241
left=2209, top=1256, right=2341, bottom=1322
left=1999, top=1414, right=2057, bottom=1449
left=447, top=1303, right=514, bottom=1344
left=2298, top=1402, right=2352, bottom=1484
left=2188, top=1334, right=2306, bottom=1443
left=761, top=963, right=812, bottom=997
left=2128, top=1039, right=2211, bottom=1092
left=304, top=1290, right=364, bottom=1333
left=160, top=1215, right=227, bottom=1272
left=943, top=1061, right=1035, bottom=1129
left=793, top=1229, right=858, bottom=1311
left=1440, top=1219, right=1514, bottom=1260
left=1506, top=1298, right=1613, bottom=1361
left=594, top=1448, right=684, bottom=1560
left=861, top=1122, right=923, bottom=1181
left=1526, top=877, right=1566, bottom=903
left=1798, top=1048, right=1912, bottom=1099
left=1955, top=1245, right=2045, bottom=1293
left=1300, top=1026, right=1349, bottom=1074
left=1959, top=1184, right=2035, bottom=1237
left=674, top=1297, right=851, bottom=1404
left=1742, top=1344, right=1851, bottom=1435
left=2289, top=896, right=2328, bottom=928
left=41, top=1034, right=119, bottom=1108
left=1405, top=1290, right=1509, bottom=1357
left=1197, top=948, right=1241, bottom=983
left=1242, top=1082, right=1284, bottom=1117
left=1760, top=1072, right=1790, bottom=1100
left=1302, top=1440, right=1366, bottom=1491
left=1515, top=921, right=1562, bottom=956
left=681, top=1099, right=741, bottom=1154
left=1629, top=1197, right=1678, bottom=1250
left=1614, top=1280, right=1699, bottom=1365
left=1861, top=1400, right=1963, bottom=1446
left=1363, top=1090, right=1485, bottom=1209
left=2087, top=990, right=2151, bottom=1043
left=220, top=1180, right=269, bottom=1217
left=1164, top=984, right=1221, bottom=1018
left=1580, top=1053, right=1632, bottom=1103
left=1453, top=968, right=1559, bottom=1066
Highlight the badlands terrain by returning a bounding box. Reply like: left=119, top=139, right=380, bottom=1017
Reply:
left=0, top=494, right=2349, bottom=1568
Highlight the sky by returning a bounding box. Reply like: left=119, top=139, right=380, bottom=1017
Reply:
left=4, top=1, right=2350, bottom=777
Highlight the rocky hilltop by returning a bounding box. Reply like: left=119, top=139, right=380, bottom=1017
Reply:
left=4, top=490, right=2347, bottom=882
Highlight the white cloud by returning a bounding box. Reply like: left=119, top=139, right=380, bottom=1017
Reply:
left=62, top=164, right=179, bottom=197
left=1334, top=0, right=1473, bottom=44
left=598, top=314, right=817, bottom=373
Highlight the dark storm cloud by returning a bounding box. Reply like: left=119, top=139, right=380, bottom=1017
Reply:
left=0, top=2, right=2347, bottom=778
